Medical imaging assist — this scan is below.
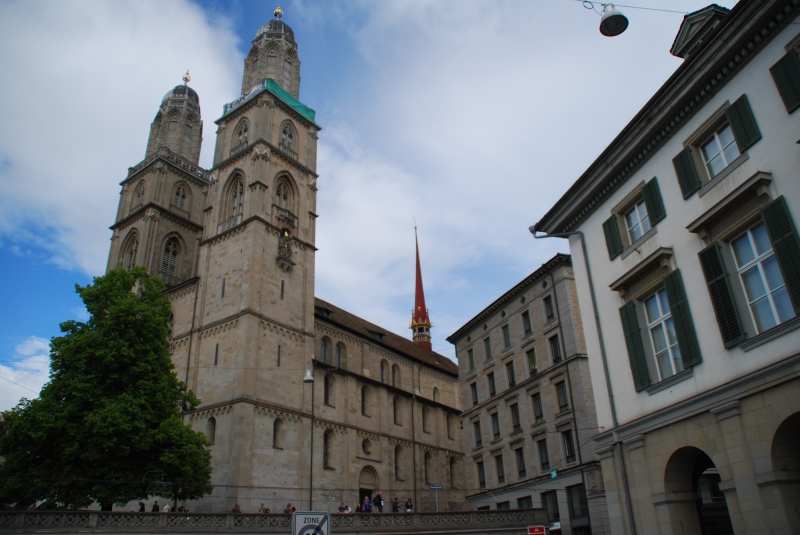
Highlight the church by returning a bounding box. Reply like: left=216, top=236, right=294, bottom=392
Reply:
left=105, top=7, right=465, bottom=513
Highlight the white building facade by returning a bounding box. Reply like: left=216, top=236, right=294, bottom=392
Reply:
left=534, top=1, right=800, bottom=534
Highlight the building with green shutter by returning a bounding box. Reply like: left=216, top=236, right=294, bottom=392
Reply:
left=533, top=1, right=800, bottom=534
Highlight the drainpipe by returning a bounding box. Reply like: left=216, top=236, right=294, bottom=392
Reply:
left=530, top=228, right=637, bottom=535
left=411, top=394, right=418, bottom=509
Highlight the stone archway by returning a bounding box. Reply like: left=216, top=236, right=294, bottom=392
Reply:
left=770, top=412, right=800, bottom=533
left=358, top=465, right=378, bottom=506
left=663, top=447, right=733, bottom=535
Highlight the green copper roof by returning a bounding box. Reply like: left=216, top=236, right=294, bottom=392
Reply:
left=263, top=79, right=316, bottom=123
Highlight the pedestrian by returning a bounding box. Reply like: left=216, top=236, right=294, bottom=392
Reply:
left=258, top=503, right=267, bottom=513
left=373, top=492, right=384, bottom=513
left=391, top=497, right=399, bottom=513
left=337, top=502, right=346, bottom=513
left=362, top=496, right=372, bottom=514
left=163, top=504, right=171, bottom=513
left=231, top=504, right=241, bottom=513
left=405, top=498, right=413, bottom=512
left=138, top=502, right=145, bottom=512
left=344, top=505, right=352, bottom=514
left=355, top=502, right=361, bottom=513
left=284, top=503, right=292, bottom=514
left=291, top=506, right=297, bottom=514
left=151, top=501, right=160, bottom=513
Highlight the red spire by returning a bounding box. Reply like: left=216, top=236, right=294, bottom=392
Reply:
left=411, top=225, right=433, bottom=351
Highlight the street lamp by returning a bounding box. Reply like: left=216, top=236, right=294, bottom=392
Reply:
left=599, top=4, right=629, bottom=36
left=304, top=364, right=315, bottom=509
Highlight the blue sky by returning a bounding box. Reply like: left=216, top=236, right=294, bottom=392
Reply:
left=0, top=0, right=737, bottom=411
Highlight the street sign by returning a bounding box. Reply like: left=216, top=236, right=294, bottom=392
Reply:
left=292, top=511, right=330, bottom=535
left=550, top=469, right=558, bottom=480
left=528, top=526, right=546, bottom=535
left=429, top=485, right=443, bottom=489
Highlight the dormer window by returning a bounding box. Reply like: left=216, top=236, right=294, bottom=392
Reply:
left=369, top=331, right=385, bottom=341
left=315, top=307, right=332, bottom=319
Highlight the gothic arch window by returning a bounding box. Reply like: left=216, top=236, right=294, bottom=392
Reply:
left=227, top=177, right=244, bottom=219
left=161, top=238, right=179, bottom=276
left=132, top=182, right=145, bottom=209
left=281, top=123, right=295, bottom=150
left=167, top=314, right=174, bottom=340
left=422, top=405, right=431, bottom=433
left=183, top=122, right=193, bottom=137
left=324, top=374, right=334, bottom=406
left=392, top=364, right=400, bottom=388
left=283, top=58, right=293, bottom=80
left=319, top=337, right=330, bottom=363
left=447, top=414, right=456, bottom=439
left=235, top=120, right=249, bottom=146
left=266, top=49, right=277, bottom=66
left=433, top=387, right=440, bottom=403
left=273, top=418, right=283, bottom=449
left=173, top=185, right=187, bottom=209
left=361, top=385, right=370, bottom=417
left=274, top=176, right=295, bottom=212
left=123, top=235, right=139, bottom=271
left=335, top=343, right=344, bottom=368
left=380, top=360, right=387, bottom=384
left=250, top=52, right=259, bottom=72
left=206, top=417, right=216, bottom=445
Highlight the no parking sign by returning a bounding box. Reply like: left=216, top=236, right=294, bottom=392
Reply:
left=292, top=511, right=330, bottom=535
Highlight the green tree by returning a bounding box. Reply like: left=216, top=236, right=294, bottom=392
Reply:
left=0, top=268, right=212, bottom=510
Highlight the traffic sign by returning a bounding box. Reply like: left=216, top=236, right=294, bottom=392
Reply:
left=429, top=485, right=443, bottom=489
left=292, top=511, right=330, bottom=535
left=550, top=469, right=558, bottom=480
left=528, top=526, right=546, bottom=535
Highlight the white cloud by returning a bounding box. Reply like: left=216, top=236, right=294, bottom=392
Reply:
left=0, top=0, right=242, bottom=276
left=0, top=336, right=51, bottom=412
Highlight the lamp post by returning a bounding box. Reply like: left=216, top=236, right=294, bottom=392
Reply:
left=304, top=365, right=315, bottom=510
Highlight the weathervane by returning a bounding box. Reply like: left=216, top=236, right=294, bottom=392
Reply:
left=274, top=5, right=283, bottom=19
left=182, top=70, right=191, bottom=85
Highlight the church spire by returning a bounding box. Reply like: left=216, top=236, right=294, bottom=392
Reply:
left=410, top=221, right=433, bottom=351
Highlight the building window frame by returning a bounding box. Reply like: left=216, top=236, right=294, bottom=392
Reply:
left=470, top=382, right=479, bottom=406
left=521, top=310, right=532, bottom=335
left=514, top=447, right=526, bottom=479
left=490, top=413, right=500, bottom=440
left=562, top=429, right=577, bottom=464
left=502, top=324, right=511, bottom=349
left=484, top=337, right=493, bottom=362
left=477, top=461, right=486, bottom=489
left=532, top=392, right=544, bottom=423
left=494, top=454, right=505, bottom=485
left=555, top=381, right=569, bottom=413
left=510, top=403, right=521, bottom=433
left=487, top=372, right=496, bottom=397
left=537, top=439, right=550, bottom=471
left=505, top=361, right=516, bottom=388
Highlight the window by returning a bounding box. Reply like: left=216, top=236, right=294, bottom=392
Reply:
left=422, top=405, right=431, bottom=433
left=280, top=279, right=285, bottom=300
left=392, top=364, right=399, bottom=387
left=477, top=461, right=486, bottom=489
left=206, top=417, right=216, bottom=445
left=510, top=404, right=521, bottom=433
left=495, top=455, right=505, bottom=485
left=275, top=178, right=293, bottom=211
left=731, top=222, right=795, bottom=333
left=562, top=429, right=576, bottom=463
left=335, top=344, right=342, bottom=367
left=324, top=375, right=333, bottom=406
left=173, top=186, right=186, bottom=209
left=320, top=339, right=327, bottom=363
left=251, top=56, right=259, bottom=71
left=277, top=344, right=281, bottom=367
left=543, top=296, right=554, bottom=320
left=467, top=348, right=475, bottom=371
left=537, top=439, right=550, bottom=471
left=473, top=420, right=482, bottom=447
left=673, top=94, right=761, bottom=198
left=161, top=239, right=178, bottom=276
left=281, top=125, right=294, bottom=149
left=447, top=413, right=456, bottom=439
left=450, top=457, right=458, bottom=489
left=502, top=325, right=511, bottom=348
left=506, top=361, right=516, bottom=388
left=487, top=373, right=496, bottom=397
left=470, top=382, right=478, bottom=406
left=568, top=484, right=589, bottom=520
left=521, top=311, right=532, bottom=335
left=549, top=335, right=562, bottom=364
left=701, top=123, right=740, bottom=178
left=491, top=413, right=500, bottom=440
left=221, top=278, right=225, bottom=298
left=393, top=396, right=400, bottom=425
left=484, top=337, right=492, bottom=361
left=237, top=122, right=248, bottom=145
left=542, top=491, right=560, bottom=522
left=125, top=237, right=138, bottom=270
left=362, top=439, right=372, bottom=455
left=532, top=393, right=544, bottom=423
left=644, top=288, right=684, bottom=380
left=555, top=381, right=569, bottom=413
left=515, top=447, right=526, bottom=479
left=424, top=452, right=432, bottom=484
left=214, top=343, right=219, bottom=366
left=527, top=349, right=537, bottom=376
left=183, top=124, right=192, bottom=137
left=273, top=418, right=282, bottom=449
left=517, top=496, right=533, bottom=509
left=380, top=360, right=386, bottom=383
left=604, top=178, right=667, bottom=259
left=323, top=430, right=332, bottom=468
left=624, top=200, right=651, bottom=243
left=229, top=178, right=244, bottom=218
left=361, top=385, right=369, bottom=416
left=395, top=446, right=404, bottom=480
left=433, top=387, right=439, bottom=402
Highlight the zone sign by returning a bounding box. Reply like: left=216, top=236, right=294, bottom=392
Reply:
left=292, top=511, right=330, bottom=535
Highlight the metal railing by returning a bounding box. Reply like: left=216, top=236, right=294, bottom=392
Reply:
left=230, top=141, right=248, bottom=156
left=278, top=142, right=298, bottom=160
left=0, top=509, right=547, bottom=532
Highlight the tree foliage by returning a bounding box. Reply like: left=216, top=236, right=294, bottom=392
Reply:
left=0, top=268, right=212, bottom=510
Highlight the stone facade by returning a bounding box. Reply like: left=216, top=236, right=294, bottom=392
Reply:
left=106, top=11, right=464, bottom=514
left=448, top=254, right=609, bottom=534
left=534, top=2, right=800, bottom=534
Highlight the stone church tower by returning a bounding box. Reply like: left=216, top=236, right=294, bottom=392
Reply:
left=108, top=7, right=464, bottom=513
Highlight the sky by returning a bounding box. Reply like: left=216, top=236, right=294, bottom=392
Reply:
left=0, top=0, right=738, bottom=411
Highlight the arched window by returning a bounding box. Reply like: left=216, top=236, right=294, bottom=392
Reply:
left=274, top=178, right=293, bottom=211
left=206, top=417, right=216, bottom=445
left=380, top=361, right=386, bottom=384
left=335, top=344, right=342, bottom=368
left=395, top=445, right=403, bottom=480
left=324, top=374, right=333, bottom=406
left=132, top=183, right=145, bottom=209
left=393, top=396, right=400, bottom=425
left=392, top=365, right=400, bottom=388
left=125, top=237, right=139, bottom=271
left=229, top=178, right=244, bottom=218
left=320, top=338, right=328, bottom=363
left=173, top=186, right=186, bottom=209
left=433, top=387, right=439, bottom=403
left=161, top=239, right=179, bottom=276
left=237, top=122, right=248, bottom=145
left=323, top=430, right=333, bottom=468
left=447, top=414, right=456, bottom=439
left=281, top=125, right=294, bottom=149
left=361, top=385, right=369, bottom=416
left=450, top=458, right=458, bottom=489
left=424, top=452, right=433, bottom=485
left=273, top=418, right=283, bottom=449
left=251, top=55, right=259, bottom=71
left=167, top=314, right=174, bottom=340
left=422, top=405, right=431, bottom=433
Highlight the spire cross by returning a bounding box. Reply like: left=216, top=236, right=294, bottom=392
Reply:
left=274, top=5, right=283, bottom=19
left=182, top=70, right=191, bottom=85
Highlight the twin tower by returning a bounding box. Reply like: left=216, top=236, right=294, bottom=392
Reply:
left=106, top=7, right=462, bottom=513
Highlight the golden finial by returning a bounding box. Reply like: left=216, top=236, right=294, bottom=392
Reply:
left=413, top=216, right=417, bottom=231
left=182, top=70, right=191, bottom=85
left=274, top=5, right=283, bottom=19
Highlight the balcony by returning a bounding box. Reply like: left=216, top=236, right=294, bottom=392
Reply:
left=273, top=205, right=298, bottom=229
left=169, top=204, right=189, bottom=219
left=218, top=213, right=242, bottom=234
left=158, top=271, right=183, bottom=288
left=230, top=140, right=248, bottom=156
left=278, top=141, right=298, bottom=160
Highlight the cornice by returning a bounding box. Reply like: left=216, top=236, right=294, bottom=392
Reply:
left=214, top=86, right=320, bottom=131
left=123, top=147, right=209, bottom=187
left=109, top=202, right=202, bottom=232
left=535, top=0, right=800, bottom=235
left=210, top=138, right=318, bottom=179
left=198, top=214, right=317, bottom=251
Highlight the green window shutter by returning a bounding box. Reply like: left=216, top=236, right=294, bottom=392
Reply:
left=726, top=94, right=762, bottom=152
left=672, top=147, right=702, bottom=199
left=698, top=243, right=746, bottom=348
left=761, top=196, right=800, bottom=314
left=642, top=178, right=666, bottom=225
left=619, top=302, right=651, bottom=392
left=603, top=216, right=624, bottom=260
left=663, top=269, right=702, bottom=368
left=770, top=50, right=800, bottom=113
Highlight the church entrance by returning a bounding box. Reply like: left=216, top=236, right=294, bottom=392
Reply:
left=358, top=466, right=378, bottom=506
